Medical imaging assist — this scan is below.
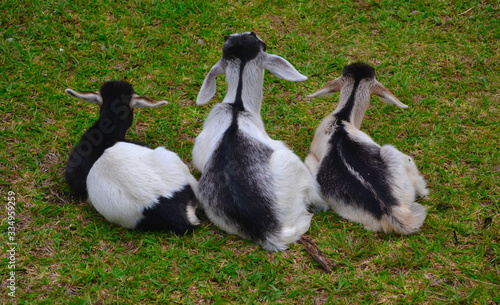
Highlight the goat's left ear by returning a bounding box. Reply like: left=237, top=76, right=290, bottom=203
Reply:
left=196, top=59, right=225, bottom=105
left=65, top=89, right=102, bottom=106
left=307, top=78, right=342, bottom=98
left=130, top=94, right=168, bottom=108
left=371, top=81, right=408, bottom=109
left=262, top=54, right=307, bottom=82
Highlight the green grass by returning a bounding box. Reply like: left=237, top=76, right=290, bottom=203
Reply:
left=1, top=0, right=499, bottom=303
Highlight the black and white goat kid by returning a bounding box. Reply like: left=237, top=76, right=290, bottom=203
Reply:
left=65, top=81, right=199, bottom=234
left=192, top=32, right=323, bottom=251
left=305, top=63, right=429, bottom=234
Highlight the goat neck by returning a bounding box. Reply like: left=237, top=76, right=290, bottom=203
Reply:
left=333, top=63, right=376, bottom=129
left=333, top=80, right=372, bottom=129
left=221, top=57, right=265, bottom=116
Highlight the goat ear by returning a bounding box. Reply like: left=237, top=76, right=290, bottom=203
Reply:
left=371, top=81, right=408, bottom=108
left=196, top=59, right=225, bottom=105
left=307, top=78, right=342, bottom=98
left=65, top=89, right=102, bottom=106
left=262, top=54, right=307, bottom=82
left=130, top=94, right=168, bottom=108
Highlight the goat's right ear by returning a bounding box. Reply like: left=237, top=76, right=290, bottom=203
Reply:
left=307, top=78, right=342, bottom=98
left=371, top=81, right=408, bottom=108
left=262, top=54, right=308, bottom=82
left=196, top=59, right=225, bottom=105
left=130, top=94, right=168, bottom=108
left=65, top=89, right=102, bottom=106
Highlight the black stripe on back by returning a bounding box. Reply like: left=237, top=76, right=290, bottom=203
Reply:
left=199, top=110, right=277, bottom=241
left=316, top=121, right=397, bottom=219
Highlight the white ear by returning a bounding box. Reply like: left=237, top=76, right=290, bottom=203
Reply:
left=65, top=89, right=102, bottom=106
left=307, top=78, right=343, bottom=98
left=196, top=59, right=226, bottom=105
left=371, top=81, right=408, bottom=108
left=262, top=53, right=307, bottom=82
left=130, top=94, right=168, bottom=108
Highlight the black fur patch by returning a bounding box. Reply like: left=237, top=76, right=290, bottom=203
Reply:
left=65, top=81, right=136, bottom=198
left=316, top=121, right=398, bottom=219
left=65, top=136, right=117, bottom=198
left=98, top=81, right=135, bottom=138
left=222, top=32, right=266, bottom=62
left=136, top=184, right=198, bottom=234
left=100, top=80, right=133, bottom=99
left=199, top=109, right=278, bottom=242
left=341, top=62, right=375, bottom=82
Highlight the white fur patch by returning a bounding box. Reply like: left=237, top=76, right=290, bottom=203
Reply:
left=87, top=142, right=199, bottom=229
left=186, top=204, right=200, bottom=226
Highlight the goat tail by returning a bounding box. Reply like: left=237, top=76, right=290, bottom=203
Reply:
left=382, top=201, right=427, bottom=235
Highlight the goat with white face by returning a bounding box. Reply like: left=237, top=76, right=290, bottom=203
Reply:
left=192, top=32, right=323, bottom=251
left=65, top=81, right=200, bottom=234
left=305, top=63, right=429, bottom=235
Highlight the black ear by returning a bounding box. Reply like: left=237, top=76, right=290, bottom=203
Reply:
left=250, top=31, right=257, bottom=37
left=224, top=35, right=230, bottom=41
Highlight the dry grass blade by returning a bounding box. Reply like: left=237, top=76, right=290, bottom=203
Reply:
left=299, top=234, right=336, bottom=273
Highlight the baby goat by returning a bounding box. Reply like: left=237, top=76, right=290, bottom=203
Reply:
left=192, top=32, right=323, bottom=251
left=65, top=81, right=199, bottom=233
left=305, top=63, right=429, bottom=234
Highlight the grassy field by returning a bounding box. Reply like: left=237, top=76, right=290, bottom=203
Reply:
left=1, top=0, right=499, bottom=303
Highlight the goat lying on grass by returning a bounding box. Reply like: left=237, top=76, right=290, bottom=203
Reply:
left=65, top=81, right=199, bottom=234
left=305, top=63, right=429, bottom=234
